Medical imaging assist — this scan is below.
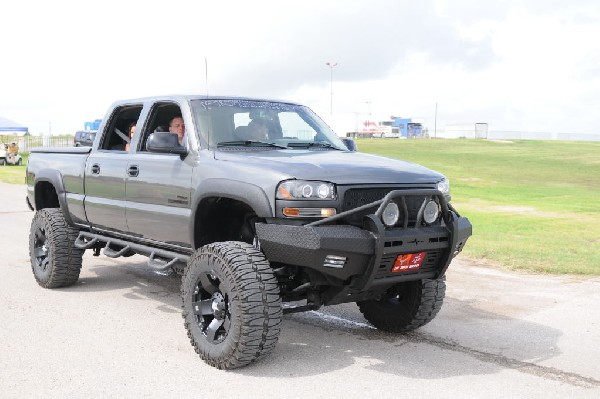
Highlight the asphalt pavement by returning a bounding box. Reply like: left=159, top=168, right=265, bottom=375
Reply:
left=1, top=182, right=598, bottom=398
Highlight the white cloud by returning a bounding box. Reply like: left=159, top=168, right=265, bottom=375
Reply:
left=0, top=0, right=598, bottom=135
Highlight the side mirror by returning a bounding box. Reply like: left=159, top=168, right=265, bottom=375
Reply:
left=341, top=138, right=357, bottom=152
left=146, top=132, right=188, bottom=156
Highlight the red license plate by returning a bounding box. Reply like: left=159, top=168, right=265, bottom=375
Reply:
left=392, top=252, right=427, bottom=273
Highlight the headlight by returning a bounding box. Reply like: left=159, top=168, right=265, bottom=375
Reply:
left=277, top=180, right=336, bottom=200
left=437, top=178, right=450, bottom=196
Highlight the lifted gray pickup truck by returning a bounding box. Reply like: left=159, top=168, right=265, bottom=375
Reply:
left=26, top=95, right=471, bottom=369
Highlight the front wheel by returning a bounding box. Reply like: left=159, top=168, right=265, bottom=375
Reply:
left=357, top=277, right=446, bottom=332
left=29, top=208, right=84, bottom=288
left=181, top=241, right=282, bottom=369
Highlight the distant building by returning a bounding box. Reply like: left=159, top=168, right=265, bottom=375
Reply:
left=322, top=113, right=426, bottom=138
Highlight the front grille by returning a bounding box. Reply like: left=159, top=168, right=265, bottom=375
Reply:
left=375, top=250, right=442, bottom=279
left=342, top=188, right=427, bottom=226
left=343, top=188, right=391, bottom=210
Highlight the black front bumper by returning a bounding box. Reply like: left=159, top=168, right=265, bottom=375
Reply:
left=256, top=189, right=472, bottom=294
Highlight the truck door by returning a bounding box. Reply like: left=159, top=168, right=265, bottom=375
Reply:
left=124, top=102, right=194, bottom=247
left=84, top=105, right=143, bottom=233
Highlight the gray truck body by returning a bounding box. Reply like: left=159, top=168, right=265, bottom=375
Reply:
left=26, top=95, right=471, bottom=368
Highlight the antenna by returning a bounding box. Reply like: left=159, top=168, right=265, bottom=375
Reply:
left=205, top=57, right=209, bottom=97
left=204, top=57, right=212, bottom=151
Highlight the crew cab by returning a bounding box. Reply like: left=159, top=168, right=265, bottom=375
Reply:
left=26, top=95, right=471, bottom=369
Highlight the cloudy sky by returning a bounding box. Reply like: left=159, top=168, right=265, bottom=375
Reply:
left=1, top=0, right=598, bottom=135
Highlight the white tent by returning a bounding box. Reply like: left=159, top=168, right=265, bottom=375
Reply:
left=0, top=116, right=28, bottom=135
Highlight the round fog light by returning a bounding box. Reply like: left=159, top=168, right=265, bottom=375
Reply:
left=382, top=202, right=400, bottom=227
left=423, top=200, right=440, bottom=224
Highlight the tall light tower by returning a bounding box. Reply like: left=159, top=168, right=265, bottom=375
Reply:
left=325, top=61, right=338, bottom=114
left=365, top=101, right=372, bottom=132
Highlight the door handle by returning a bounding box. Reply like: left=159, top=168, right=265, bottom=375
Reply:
left=91, top=164, right=100, bottom=175
left=127, top=165, right=139, bottom=177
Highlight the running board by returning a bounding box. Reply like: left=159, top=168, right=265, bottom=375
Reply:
left=75, top=231, right=190, bottom=272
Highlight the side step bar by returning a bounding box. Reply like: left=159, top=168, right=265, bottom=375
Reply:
left=74, top=231, right=190, bottom=272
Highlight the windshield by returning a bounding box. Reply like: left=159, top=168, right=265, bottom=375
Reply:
left=190, top=99, right=347, bottom=150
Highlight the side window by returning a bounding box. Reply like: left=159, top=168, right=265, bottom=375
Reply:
left=140, top=102, right=185, bottom=152
left=100, top=105, right=143, bottom=151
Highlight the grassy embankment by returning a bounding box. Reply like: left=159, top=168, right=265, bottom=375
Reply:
left=358, top=138, right=600, bottom=275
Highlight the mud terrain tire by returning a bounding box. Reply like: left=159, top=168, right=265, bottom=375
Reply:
left=29, top=208, right=84, bottom=288
left=358, top=276, right=446, bottom=332
left=181, top=241, right=282, bottom=369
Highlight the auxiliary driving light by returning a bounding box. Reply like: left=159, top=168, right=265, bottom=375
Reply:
left=382, top=202, right=400, bottom=227
left=423, top=200, right=440, bottom=224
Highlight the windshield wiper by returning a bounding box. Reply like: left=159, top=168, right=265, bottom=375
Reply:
left=217, top=140, right=288, bottom=149
left=287, top=141, right=342, bottom=150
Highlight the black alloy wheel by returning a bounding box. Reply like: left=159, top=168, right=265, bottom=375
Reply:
left=32, top=224, right=50, bottom=273
left=29, top=208, right=84, bottom=288
left=182, top=241, right=282, bottom=369
left=192, top=272, right=232, bottom=345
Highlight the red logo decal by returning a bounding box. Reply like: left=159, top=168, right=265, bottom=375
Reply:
left=392, top=252, right=426, bottom=273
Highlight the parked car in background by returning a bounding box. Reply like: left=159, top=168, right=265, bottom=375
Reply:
left=73, top=130, right=96, bottom=147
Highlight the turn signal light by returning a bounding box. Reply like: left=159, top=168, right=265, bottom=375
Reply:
left=283, top=208, right=336, bottom=218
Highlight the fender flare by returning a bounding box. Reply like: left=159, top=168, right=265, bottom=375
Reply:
left=190, top=179, right=273, bottom=244
left=33, top=169, right=75, bottom=227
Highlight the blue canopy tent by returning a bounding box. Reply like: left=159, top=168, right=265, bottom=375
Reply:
left=0, top=117, right=29, bottom=135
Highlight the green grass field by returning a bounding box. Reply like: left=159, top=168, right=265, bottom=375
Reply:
left=2, top=141, right=599, bottom=275
left=357, top=138, right=600, bottom=275
left=0, top=154, right=28, bottom=184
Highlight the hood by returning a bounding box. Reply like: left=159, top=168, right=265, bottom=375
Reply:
left=213, top=149, right=444, bottom=185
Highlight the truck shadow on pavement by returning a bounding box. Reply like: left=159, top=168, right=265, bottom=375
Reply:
left=70, top=258, right=578, bottom=385
left=238, top=306, right=569, bottom=384
left=73, top=257, right=183, bottom=314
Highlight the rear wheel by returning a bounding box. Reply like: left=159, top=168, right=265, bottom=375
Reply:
left=357, top=277, right=446, bottom=332
left=29, top=208, right=84, bottom=288
left=181, top=241, right=282, bottom=369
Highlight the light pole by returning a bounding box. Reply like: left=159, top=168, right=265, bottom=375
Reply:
left=365, top=101, right=372, bottom=137
left=325, top=61, right=338, bottom=114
